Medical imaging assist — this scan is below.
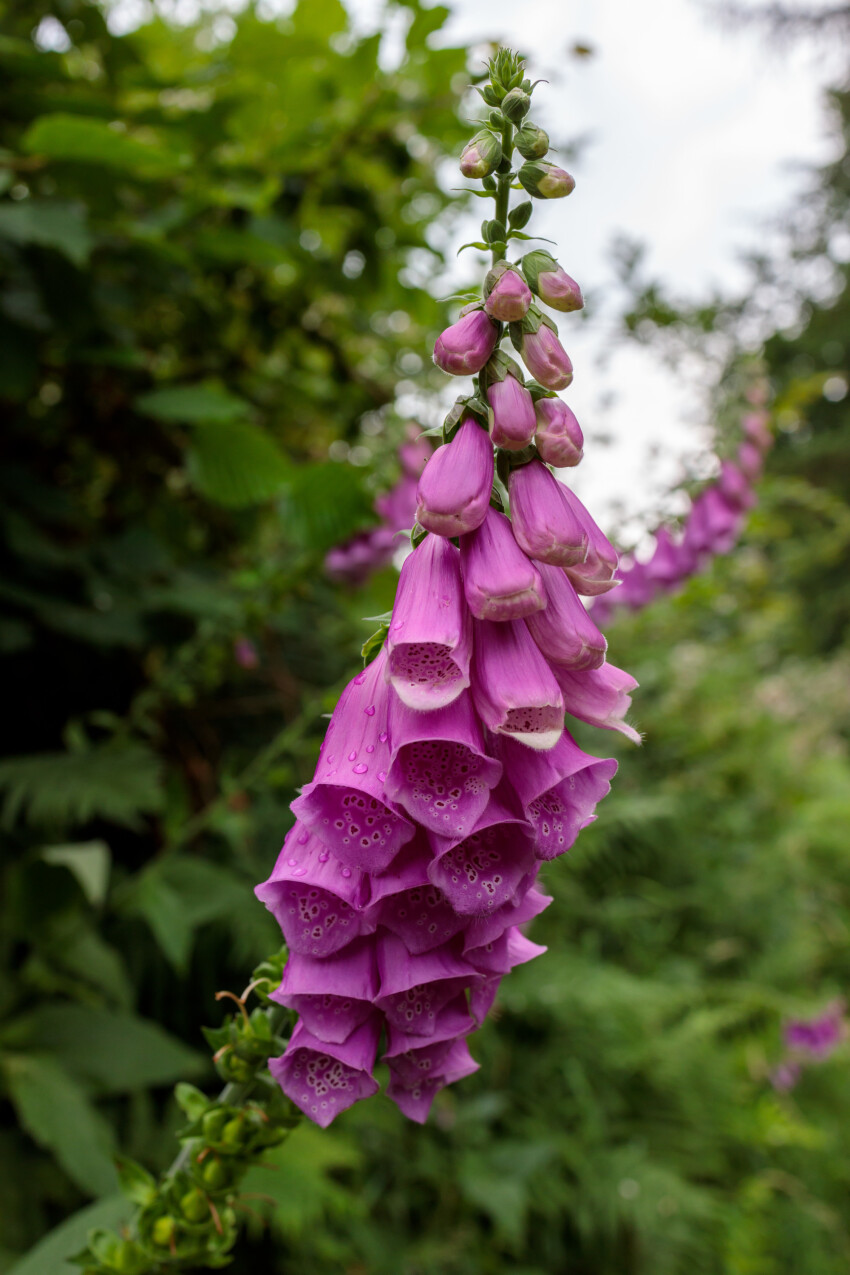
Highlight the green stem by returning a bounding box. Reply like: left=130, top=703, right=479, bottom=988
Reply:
left=492, top=116, right=514, bottom=266
left=167, top=1004, right=289, bottom=1178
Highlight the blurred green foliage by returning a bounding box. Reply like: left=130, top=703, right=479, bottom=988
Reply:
left=2, top=2, right=850, bottom=1273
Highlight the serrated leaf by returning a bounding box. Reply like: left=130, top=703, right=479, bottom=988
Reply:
left=5, top=1195, right=128, bottom=1275
left=279, top=462, right=373, bottom=553
left=135, top=383, right=252, bottom=425
left=1, top=1005, right=205, bottom=1093
left=3, top=1054, right=117, bottom=1196
left=0, top=744, right=163, bottom=831
left=186, top=421, right=291, bottom=508
left=41, top=841, right=110, bottom=905
left=23, top=114, right=182, bottom=176
left=0, top=200, right=92, bottom=267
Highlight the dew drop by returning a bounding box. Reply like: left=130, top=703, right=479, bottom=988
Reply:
left=364, top=704, right=376, bottom=717
left=353, top=762, right=368, bottom=774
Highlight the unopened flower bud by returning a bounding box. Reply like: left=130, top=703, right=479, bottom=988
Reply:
left=519, top=161, right=575, bottom=200
left=484, top=267, right=531, bottom=322
left=501, top=87, right=531, bottom=122
left=460, top=129, right=502, bottom=179
left=181, top=1189, right=210, bottom=1222
left=416, top=417, right=494, bottom=537
left=522, top=251, right=583, bottom=312
left=534, top=397, right=584, bottom=467
left=486, top=372, right=537, bottom=451
left=434, top=310, right=498, bottom=376
left=519, top=324, right=573, bottom=390
left=515, top=122, right=549, bottom=159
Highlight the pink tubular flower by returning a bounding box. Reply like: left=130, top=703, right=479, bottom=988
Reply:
left=554, top=662, right=641, bottom=743
left=416, top=419, right=493, bottom=538
left=525, top=561, right=607, bottom=669
left=255, top=823, right=371, bottom=958
left=485, top=268, right=532, bottom=322
left=470, top=616, right=565, bottom=751
left=738, top=440, right=764, bottom=480
left=718, top=460, right=755, bottom=510
left=273, top=939, right=378, bottom=1043
left=386, top=1037, right=480, bottom=1123
left=364, top=841, right=468, bottom=954
left=743, top=410, right=772, bottom=451
left=375, top=931, right=481, bottom=1034
left=385, top=689, right=502, bottom=839
left=460, top=507, right=545, bottom=622
left=495, top=732, right=617, bottom=860
left=271, top=1019, right=380, bottom=1128
left=434, top=310, right=498, bottom=376
left=508, top=460, right=589, bottom=568
left=645, top=526, right=685, bottom=591
left=386, top=534, right=472, bottom=710
left=291, top=648, right=414, bottom=874
left=534, top=397, right=584, bottom=467
left=486, top=373, right=537, bottom=451
left=519, top=324, right=573, bottom=390
left=559, top=485, right=619, bottom=596
left=428, top=784, right=538, bottom=913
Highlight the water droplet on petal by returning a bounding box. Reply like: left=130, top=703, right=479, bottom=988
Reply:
left=364, top=704, right=376, bottom=717
left=348, top=751, right=357, bottom=762
left=379, top=732, right=388, bottom=744
left=297, top=830, right=309, bottom=844
left=377, top=771, right=387, bottom=784
left=341, top=867, right=352, bottom=878
left=353, top=762, right=368, bottom=774
left=318, top=851, right=330, bottom=862
left=288, top=858, right=298, bottom=867
left=366, top=744, right=375, bottom=754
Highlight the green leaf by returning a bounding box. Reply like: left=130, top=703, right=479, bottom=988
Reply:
left=5, top=1195, right=128, bottom=1275
left=241, top=1122, right=363, bottom=1238
left=289, top=0, right=347, bottom=41
left=114, top=1156, right=156, bottom=1207
left=2, top=1054, right=117, bottom=1196
left=186, top=421, right=291, bottom=507
left=279, top=462, right=373, bottom=552
left=135, top=383, right=252, bottom=425
left=0, top=200, right=92, bottom=267
left=123, top=857, right=251, bottom=970
left=41, top=841, right=110, bottom=905
left=1, top=1005, right=205, bottom=1094
left=0, top=744, right=163, bottom=831
left=175, top=1082, right=211, bottom=1121
left=22, top=114, right=182, bottom=176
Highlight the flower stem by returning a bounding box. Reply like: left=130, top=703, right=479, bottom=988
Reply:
left=492, top=117, right=514, bottom=266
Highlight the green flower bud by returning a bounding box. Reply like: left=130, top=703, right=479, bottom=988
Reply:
left=152, top=1216, right=177, bottom=1248
left=460, top=129, right=502, bottom=179
left=181, top=1188, right=210, bottom=1223
left=515, top=122, right=549, bottom=160
left=501, top=88, right=531, bottom=123
left=221, top=1116, right=244, bottom=1147
left=202, top=1157, right=230, bottom=1191
left=202, top=1108, right=229, bottom=1142
left=518, top=161, right=575, bottom=199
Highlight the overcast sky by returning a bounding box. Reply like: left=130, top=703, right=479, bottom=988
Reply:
left=379, top=0, right=843, bottom=537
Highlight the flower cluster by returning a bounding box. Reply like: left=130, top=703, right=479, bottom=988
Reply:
left=257, top=49, right=638, bottom=1127
left=325, top=428, right=432, bottom=584
left=594, top=391, right=773, bottom=625
left=771, top=1000, right=846, bottom=1091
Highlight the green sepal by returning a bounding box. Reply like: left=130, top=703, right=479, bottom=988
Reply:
left=175, top=1082, right=211, bottom=1122
left=508, top=200, right=533, bottom=229
left=526, top=382, right=557, bottom=403
left=411, top=524, right=428, bottom=549
left=482, top=219, right=507, bottom=244
left=457, top=241, right=489, bottom=255
left=361, top=624, right=389, bottom=665
left=480, top=348, right=523, bottom=390
left=482, top=173, right=497, bottom=190
left=115, top=1156, right=157, bottom=1209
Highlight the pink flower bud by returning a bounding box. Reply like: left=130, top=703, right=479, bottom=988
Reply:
left=459, top=129, right=502, bottom=179
left=485, top=269, right=532, bottom=322
left=534, top=397, right=584, bottom=467
left=460, top=507, right=545, bottom=621
left=518, top=161, right=575, bottom=200
left=416, top=419, right=493, bottom=537
left=434, top=310, right=498, bottom=376
left=743, top=410, right=772, bottom=452
left=526, top=561, right=606, bottom=669
left=537, top=265, right=584, bottom=312
left=486, top=374, right=537, bottom=450
left=520, top=325, right=573, bottom=390
left=508, top=460, right=588, bottom=568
